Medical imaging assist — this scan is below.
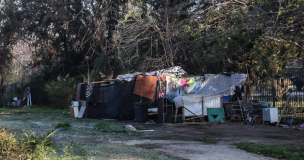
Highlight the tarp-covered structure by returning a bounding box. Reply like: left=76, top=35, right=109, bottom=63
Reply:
left=82, top=66, right=186, bottom=120
left=80, top=66, right=247, bottom=120
left=174, top=73, right=248, bottom=116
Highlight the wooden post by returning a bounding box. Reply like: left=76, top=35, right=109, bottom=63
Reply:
left=276, top=95, right=291, bottom=127
left=290, top=97, right=298, bottom=125
left=76, top=83, right=81, bottom=101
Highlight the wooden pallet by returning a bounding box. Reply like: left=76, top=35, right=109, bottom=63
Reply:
left=229, top=115, right=244, bottom=122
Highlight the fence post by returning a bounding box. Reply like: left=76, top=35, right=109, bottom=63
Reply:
left=272, top=71, right=276, bottom=108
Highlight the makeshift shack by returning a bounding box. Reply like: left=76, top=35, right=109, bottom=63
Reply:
left=173, top=73, right=248, bottom=121
left=76, top=66, right=248, bottom=123
left=77, top=66, right=186, bottom=120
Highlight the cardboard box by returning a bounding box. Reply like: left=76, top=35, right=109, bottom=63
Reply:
left=69, top=106, right=74, bottom=117
left=69, top=106, right=79, bottom=118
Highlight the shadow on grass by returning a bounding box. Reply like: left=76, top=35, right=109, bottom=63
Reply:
left=193, top=137, right=217, bottom=144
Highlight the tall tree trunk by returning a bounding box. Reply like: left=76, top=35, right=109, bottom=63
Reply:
left=63, top=29, right=73, bottom=69
left=0, top=74, right=6, bottom=107
left=247, top=71, right=255, bottom=99
left=162, top=0, right=174, bottom=67
left=104, top=0, right=119, bottom=79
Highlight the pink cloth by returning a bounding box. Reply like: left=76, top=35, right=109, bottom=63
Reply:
left=300, top=123, right=304, bottom=127
left=180, top=78, right=190, bottom=88
left=23, top=87, right=30, bottom=98
left=158, top=74, right=166, bottom=98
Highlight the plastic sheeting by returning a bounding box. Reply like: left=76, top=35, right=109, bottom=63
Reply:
left=86, top=76, right=159, bottom=120
left=196, top=74, right=248, bottom=96
left=173, top=73, right=247, bottom=116
left=178, top=94, right=222, bottom=116
left=87, top=82, right=124, bottom=119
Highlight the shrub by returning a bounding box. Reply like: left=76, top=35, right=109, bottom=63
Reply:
left=0, top=128, right=29, bottom=160
left=20, top=130, right=57, bottom=160
left=44, top=77, right=76, bottom=109
left=4, top=91, right=17, bottom=105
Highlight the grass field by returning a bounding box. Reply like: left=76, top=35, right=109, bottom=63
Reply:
left=0, top=107, right=178, bottom=160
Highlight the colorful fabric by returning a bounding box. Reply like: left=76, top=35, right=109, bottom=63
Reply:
left=158, top=74, right=166, bottom=98
left=180, top=77, right=204, bottom=95
left=166, top=77, right=180, bottom=98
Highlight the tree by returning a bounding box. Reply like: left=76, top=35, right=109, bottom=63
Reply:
left=104, top=0, right=119, bottom=79
left=0, top=0, right=21, bottom=107
left=117, top=0, right=202, bottom=73
left=18, top=0, right=104, bottom=80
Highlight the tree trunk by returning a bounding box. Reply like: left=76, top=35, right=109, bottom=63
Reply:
left=0, top=74, right=6, bottom=107
left=247, top=71, right=255, bottom=99
left=162, top=0, right=174, bottom=67
left=104, top=0, right=119, bottom=79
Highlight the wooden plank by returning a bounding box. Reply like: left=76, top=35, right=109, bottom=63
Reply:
left=76, top=83, right=81, bottom=101
left=157, top=98, right=164, bottom=123
left=276, top=95, right=291, bottom=127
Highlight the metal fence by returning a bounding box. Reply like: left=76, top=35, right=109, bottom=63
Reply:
left=248, top=69, right=304, bottom=119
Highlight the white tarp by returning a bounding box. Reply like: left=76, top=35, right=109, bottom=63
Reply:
left=174, top=73, right=247, bottom=116
left=196, top=74, right=248, bottom=96
left=177, top=94, right=222, bottom=116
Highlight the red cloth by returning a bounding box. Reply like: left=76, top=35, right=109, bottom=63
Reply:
left=133, top=75, right=157, bottom=100
left=23, top=87, right=30, bottom=98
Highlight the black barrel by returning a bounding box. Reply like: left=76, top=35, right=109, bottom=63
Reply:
left=134, top=102, right=149, bottom=122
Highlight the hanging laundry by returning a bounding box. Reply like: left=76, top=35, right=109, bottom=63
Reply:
left=158, top=74, right=166, bottom=98
left=133, top=75, right=157, bottom=100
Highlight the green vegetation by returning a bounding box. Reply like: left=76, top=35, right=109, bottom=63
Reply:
left=55, top=122, right=72, bottom=130
left=47, top=143, right=177, bottom=160
left=193, top=137, right=217, bottom=144
left=135, top=125, right=150, bottom=130
left=235, top=142, right=304, bottom=160
left=94, top=121, right=123, bottom=133
left=0, top=108, right=177, bottom=159
left=20, top=130, right=57, bottom=159
left=0, top=106, right=68, bottom=114
left=0, top=127, right=29, bottom=159
left=0, top=125, right=56, bottom=160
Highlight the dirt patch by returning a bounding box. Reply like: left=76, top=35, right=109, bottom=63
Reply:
left=1, top=112, right=303, bottom=160
left=117, top=121, right=304, bottom=159
left=112, top=140, right=276, bottom=160
left=134, top=143, right=162, bottom=149
left=124, top=121, right=304, bottom=145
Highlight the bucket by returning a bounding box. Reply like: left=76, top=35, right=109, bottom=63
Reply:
left=134, top=102, right=149, bottom=122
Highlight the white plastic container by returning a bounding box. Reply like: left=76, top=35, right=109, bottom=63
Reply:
left=71, top=101, right=79, bottom=107
left=263, top=108, right=278, bottom=124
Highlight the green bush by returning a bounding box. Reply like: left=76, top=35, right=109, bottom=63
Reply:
left=0, top=128, right=29, bottom=160
left=19, top=130, right=57, bottom=160
left=0, top=123, right=57, bottom=160
left=16, top=71, right=76, bottom=109
left=44, top=77, right=76, bottom=109
left=4, top=91, right=16, bottom=104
